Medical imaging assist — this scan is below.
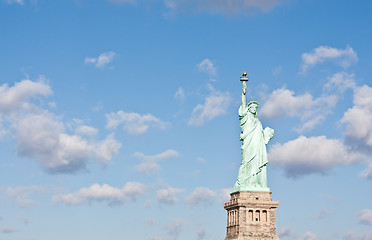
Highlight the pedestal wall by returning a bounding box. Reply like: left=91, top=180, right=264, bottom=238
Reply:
left=224, top=191, right=279, bottom=240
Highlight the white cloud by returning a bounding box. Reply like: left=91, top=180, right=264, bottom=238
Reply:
left=0, top=79, right=121, bottom=173
left=196, top=157, right=206, bottom=163
left=188, top=86, right=230, bottom=127
left=4, top=185, right=47, bottom=208
left=323, top=72, right=356, bottom=93
left=278, top=226, right=293, bottom=238
left=260, top=88, right=337, bottom=119
left=359, top=209, right=372, bottom=225
left=342, top=85, right=372, bottom=151
left=15, top=113, right=69, bottom=171
left=319, top=194, right=339, bottom=203
left=269, top=135, right=360, bottom=178
left=106, top=110, right=169, bottom=135
left=53, top=182, right=146, bottom=206
left=17, top=216, right=32, bottom=224
left=344, top=230, right=372, bottom=240
left=164, top=0, right=283, bottom=16
left=266, top=82, right=372, bottom=179
left=84, top=51, right=116, bottom=68
left=359, top=163, right=372, bottom=180
left=146, top=218, right=156, bottom=226
left=261, top=72, right=355, bottom=132
left=174, top=87, right=185, bottom=102
left=15, top=112, right=121, bottom=173
left=197, top=59, right=217, bottom=76
left=272, top=65, right=282, bottom=76
left=186, top=187, right=216, bottom=206
left=0, top=119, right=8, bottom=139
left=312, top=207, right=332, bottom=219
left=134, top=149, right=180, bottom=175
left=166, top=219, right=186, bottom=240
left=299, top=231, right=319, bottom=240
left=341, top=84, right=372, bottom=178
left=6, top=0, right=24, bottom=5
left=134, top=149, right=180, bottom=162
left=301, top=45, right=358, bottom=73
left=75, top=125, right=98, bottom=137
left=1, top=226, right=19, bottom=234
left=92, top=101, right=104, bottom=112
left=260, top=88, right=315, bottom=119
left=48, top=101, right=56, bottom=108
left=157, top=187, right=184, bottom=205
left=219, top=188, right=231, bottom=203
left=195, top=226, right=206, bottom=240
left=0, top=78, right=52, bottom=113
left=295, top=115, right=325, bottom=133
left=150, top=220, right=187, bottom=240
left=260, top=87, right=337, bottom=132
left=135, top=161, right=160, bottom=175
left=93, top=133, right=122, bottom=165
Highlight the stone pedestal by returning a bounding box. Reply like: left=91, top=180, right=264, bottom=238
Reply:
left=224, top=191, right=279, bottom=240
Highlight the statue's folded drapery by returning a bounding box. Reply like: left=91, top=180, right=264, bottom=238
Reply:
left=233, top=84, right=274, bottom=193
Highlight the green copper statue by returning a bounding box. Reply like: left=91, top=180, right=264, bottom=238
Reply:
left=232, top=72, right=275, bottom=193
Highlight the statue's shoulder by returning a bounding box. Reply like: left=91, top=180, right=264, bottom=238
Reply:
left=239, top=104, right=248, bottom=115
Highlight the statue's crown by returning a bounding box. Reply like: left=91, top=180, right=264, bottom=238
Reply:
left=247, top=101, right=259, bottom=107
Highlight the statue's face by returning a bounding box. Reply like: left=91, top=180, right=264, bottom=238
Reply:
left=248, top=104, right=257, bottom=114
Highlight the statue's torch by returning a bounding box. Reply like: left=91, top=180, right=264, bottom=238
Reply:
left=240, top=72, right=248, bottom=95
left=240, top=72, right=249, bottom=82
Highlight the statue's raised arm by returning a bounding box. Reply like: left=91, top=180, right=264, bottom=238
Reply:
left=233, top=72, right=274, bottom=193
left=239, top=72, right=249, bottom=117
left=241, top=81, right=247, bottom=105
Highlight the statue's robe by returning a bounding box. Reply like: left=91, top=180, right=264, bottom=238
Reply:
left=233, top=103, right=273, bottom=192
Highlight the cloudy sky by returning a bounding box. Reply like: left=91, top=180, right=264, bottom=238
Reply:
left=1, top=0, right=372, bottom=240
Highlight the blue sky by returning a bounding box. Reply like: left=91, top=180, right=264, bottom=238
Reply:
left=1, top=0, right=372, bottom=239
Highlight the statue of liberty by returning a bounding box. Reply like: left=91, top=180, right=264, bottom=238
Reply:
left=232, top=72, right=275, bottom=193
